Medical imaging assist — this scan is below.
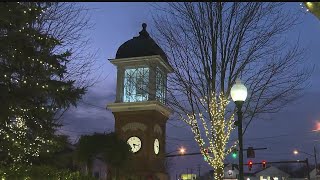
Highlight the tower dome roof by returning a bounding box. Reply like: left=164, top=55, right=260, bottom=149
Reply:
left=115, top=23, right=168, bottom=62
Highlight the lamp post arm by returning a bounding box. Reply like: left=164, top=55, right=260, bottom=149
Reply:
left=165, top=150, right=178, bottom=156
left=299, top=151, right=315, bottom=158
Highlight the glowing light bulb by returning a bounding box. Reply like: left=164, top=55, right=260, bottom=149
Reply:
left=179, top=147, right=186, bottom=154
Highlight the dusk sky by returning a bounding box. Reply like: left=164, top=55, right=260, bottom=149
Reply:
left=58, top=2, right=320, bottom=177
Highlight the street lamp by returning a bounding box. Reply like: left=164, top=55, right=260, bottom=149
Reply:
left=293, top=147, right=318, bottom=174
left=231, top=79, right=248, bottom=180
left=165, top=147, right=186, bottom=157
left=179, top=147, right=186, bottom=154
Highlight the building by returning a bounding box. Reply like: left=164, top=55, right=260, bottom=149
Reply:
left=91, top=156, right=111, bottom=180
left=310, top=168, right=320, bottom=180
left=198, top=165, right=298, bottom=180
left=107, top=23, right=173, bottom=180
left=254, top=166, right=290, bottom=180
left=180, top=174, right=197, bottom=180
left=224, top=164, right=239, bottom=180
left=198, top=164, right=240, bottom=180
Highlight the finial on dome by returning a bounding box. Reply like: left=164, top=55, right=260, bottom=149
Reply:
left=139, top=23, right=149, bottom=37
left=142, top=23, right=147, bottom=30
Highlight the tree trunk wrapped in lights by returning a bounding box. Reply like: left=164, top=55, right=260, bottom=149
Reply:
left=182, top=92, right=238, bottom=180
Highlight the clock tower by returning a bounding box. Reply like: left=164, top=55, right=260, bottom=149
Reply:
left=107, top=23, right=173, bottom=180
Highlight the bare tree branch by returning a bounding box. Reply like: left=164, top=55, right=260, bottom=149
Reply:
left=152, top=2, right=312, bottom=135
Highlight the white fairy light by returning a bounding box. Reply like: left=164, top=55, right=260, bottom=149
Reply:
left=182, top=92, right=237, bottom=180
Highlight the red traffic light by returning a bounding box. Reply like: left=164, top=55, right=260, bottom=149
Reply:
left=248, top=160, right=253, bottom=171
left=262, top=160, right=266, bottom=169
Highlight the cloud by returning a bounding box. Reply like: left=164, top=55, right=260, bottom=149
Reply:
left=58, top=84, right=117, bottom=142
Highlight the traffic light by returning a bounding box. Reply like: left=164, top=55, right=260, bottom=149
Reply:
left=232, top=148, right=238, bottom=159
left=248, top=160, right=253, bottom=171
left=203, top=148, right=209, bottom=161
left=204, top=155, right=208, bottom=161
left=247, top=147, right=255, bottom=158
left=262, top=160, right=266, bottom=169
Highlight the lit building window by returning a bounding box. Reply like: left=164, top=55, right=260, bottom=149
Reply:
left=156, top=67, right=166, bottom=103
left=123, top=67, right=149, bottom=102
left=260, top=176, right=267, bottom=180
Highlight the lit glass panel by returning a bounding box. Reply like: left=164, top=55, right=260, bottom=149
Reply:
left=123, top=67, right=149, bottom=102
left=156, top=67, right=166, bottom=103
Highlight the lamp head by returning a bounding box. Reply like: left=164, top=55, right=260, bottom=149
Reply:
left=179, top=147, right=186, bottom=154
left=231, top=79, right=248, bottom=102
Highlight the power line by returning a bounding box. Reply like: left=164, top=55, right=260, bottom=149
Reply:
left=240, top=130, right=317, bottom=141
left=167, top=130, right=318, bottom=145
left=167, top=135, right=193, bottom=142
left=79, top=100, right=106, bottom=110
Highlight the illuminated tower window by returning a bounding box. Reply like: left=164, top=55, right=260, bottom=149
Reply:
left=156, top=67, right=166, bottom=103
left=123, top=67, right=149, bottom=102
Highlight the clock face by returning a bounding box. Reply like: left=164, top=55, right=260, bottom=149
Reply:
left=154, top=138, right=160, bottom=155
left=127, top=136, right=141, bottom=153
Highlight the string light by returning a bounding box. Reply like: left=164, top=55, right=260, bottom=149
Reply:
left=0, top=2, right=74, bottom=167
left=182, top=92, right=238, bottom=180
left=301, top=2, right=320, bottom=19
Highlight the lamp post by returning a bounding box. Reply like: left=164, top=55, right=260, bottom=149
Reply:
left=293, top=146, right=318, bottom=175
left=231, top=79, right=248, bottom=180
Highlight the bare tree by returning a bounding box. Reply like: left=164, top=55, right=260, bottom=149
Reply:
left=152, top=2, right=312, bottom=134
left=34, top=2, right=99, bottom=90
left=150, top=3, right=312, bottom=179
left=29, top=3, right=103, bottom=121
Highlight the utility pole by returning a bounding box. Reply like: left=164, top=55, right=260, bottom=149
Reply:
left=198, top=164, right=201, bottom=177
left=315, top=146, right=318, bottom=174
left=306, top=158, right=311, bottom=180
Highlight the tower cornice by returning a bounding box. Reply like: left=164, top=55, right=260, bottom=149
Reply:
left=107, top=101, right=172, bottom=118
left=109, top=55, right=173, bottom=73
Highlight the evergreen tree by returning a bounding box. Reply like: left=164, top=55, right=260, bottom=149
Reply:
left=0, top=2, right=85, bottom=165
left=75, top=133, right=132, bottom=178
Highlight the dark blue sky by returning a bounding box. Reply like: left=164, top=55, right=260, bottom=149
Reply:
left=59, top=2, right=320, bottom=177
